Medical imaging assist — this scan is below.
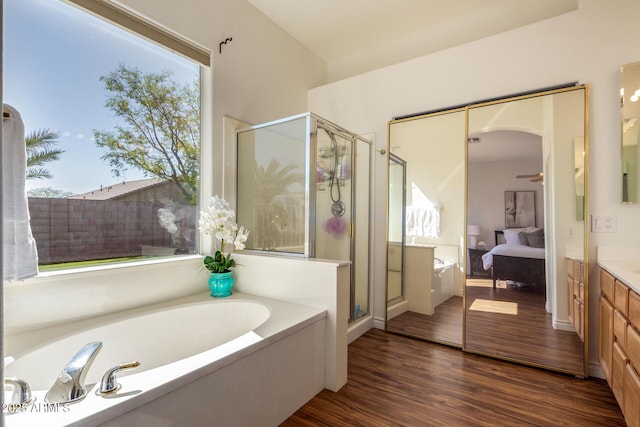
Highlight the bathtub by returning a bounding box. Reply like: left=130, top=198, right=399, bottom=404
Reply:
left=432, top=260, right=455, bottom=308
left=4, top=292, right=327, bottom=427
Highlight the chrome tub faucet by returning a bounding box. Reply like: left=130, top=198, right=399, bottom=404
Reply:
left=45, top=341, right=103, bottom=404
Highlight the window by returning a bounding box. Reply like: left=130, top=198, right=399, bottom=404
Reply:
left=3, top=0, right=206, bottom=270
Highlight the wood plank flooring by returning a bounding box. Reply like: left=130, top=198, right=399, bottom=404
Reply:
left=386, top=296, right=462, bottom=345
left=282, top=329, right=625, bottom=426
left=386, top=279, right=583, bottom=373
left=465, top=282, right=584, bottom=373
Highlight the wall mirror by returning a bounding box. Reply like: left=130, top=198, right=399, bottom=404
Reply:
left=386, top=109, right=466, bottom=347
left=621, top=61, right=640, bottom=204
left=386, top=85, right=588, bottom=376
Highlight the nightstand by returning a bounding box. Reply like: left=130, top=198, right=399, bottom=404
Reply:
left=468, top=248, right=490, bottom=278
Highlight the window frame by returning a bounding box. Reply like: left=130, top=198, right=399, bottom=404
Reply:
left=6, top=0, right=213, bottom=280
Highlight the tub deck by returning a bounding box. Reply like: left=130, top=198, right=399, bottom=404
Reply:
left=4, top=292, right=327, bottom=427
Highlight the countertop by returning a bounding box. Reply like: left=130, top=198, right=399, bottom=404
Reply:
left=598, top=246, right=640, bottom=294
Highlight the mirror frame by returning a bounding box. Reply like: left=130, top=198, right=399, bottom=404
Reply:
left=621, top=61, right=640, bottom=204
left=385, top=84, right=590, bottom=377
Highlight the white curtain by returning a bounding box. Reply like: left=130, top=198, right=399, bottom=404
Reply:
left=2, top=104, right=38, bottom=281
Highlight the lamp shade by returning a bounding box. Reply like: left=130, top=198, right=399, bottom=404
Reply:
left=467, top=225, right=481, bottom=236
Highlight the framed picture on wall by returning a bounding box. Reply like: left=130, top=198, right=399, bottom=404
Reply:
left=504, top=191, right=535, bottom=228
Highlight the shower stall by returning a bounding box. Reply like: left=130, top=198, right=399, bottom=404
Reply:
left=236, top=113, right=371, bottom=322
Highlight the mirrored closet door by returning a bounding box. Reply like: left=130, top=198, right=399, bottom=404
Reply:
left=465, top=86, right=589, bottom=376
left=385, top=109, right=466, bottom=347
left=385, top=85, right=589, bottom=376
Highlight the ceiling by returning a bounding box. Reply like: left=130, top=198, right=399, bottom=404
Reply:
left=468, top=130, right=541, bottom=164
left=248, top=0, right=579, bottom=81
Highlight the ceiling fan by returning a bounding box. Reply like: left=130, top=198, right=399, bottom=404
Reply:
left=516, top=172, right=543, bottom=182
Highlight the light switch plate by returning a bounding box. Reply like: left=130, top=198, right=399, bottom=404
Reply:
left=591, top=215, right=617, bottom=233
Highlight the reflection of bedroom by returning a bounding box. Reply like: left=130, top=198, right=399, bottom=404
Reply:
left=467, top=129, right=544, bottom=254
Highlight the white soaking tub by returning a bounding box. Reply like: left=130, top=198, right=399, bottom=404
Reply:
left=4, top=292, right=327, bottom=427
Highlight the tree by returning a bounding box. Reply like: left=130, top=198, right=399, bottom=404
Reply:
left=26, top=129, right=63, bottom=180
left=254, top=159, right=304, bottom=249
left=27, top=187, right=73, bottom=198
left=94, top=65, right=200, bottom=204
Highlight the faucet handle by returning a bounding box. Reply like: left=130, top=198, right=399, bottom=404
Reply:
left=97, top=361, right=140, bottom=395
left=4, top=377, right=33, bottom=406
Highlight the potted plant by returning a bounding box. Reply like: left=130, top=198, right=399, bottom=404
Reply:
left=198, top=195, right=249, bottom=297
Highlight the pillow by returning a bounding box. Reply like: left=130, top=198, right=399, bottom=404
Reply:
left=504, top=227, right=539, bottom=245
left=518, top=231, right=530, bottom=245
left=528, top=234, right=545, bottom=248
left=526, top=228, right=545, bottom=248
left=503, top=228, right=524, bottom=245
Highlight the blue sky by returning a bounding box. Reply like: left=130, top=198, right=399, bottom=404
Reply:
left=3, top=0, right=199, bottom=195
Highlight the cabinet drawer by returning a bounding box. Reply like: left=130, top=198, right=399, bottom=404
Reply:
left=630, top=290, right=640, bottom=330
left=616, top=281, right=630, bottom=316
left=625, top=363, right=640, bottom=427
left=628, top=325, right=640, bottom=370
left=601, top=269, right=615, bottom=300
left=615, top=310, right=629, bottom=350
left=575, top=260, right=583, bottom=283
left=567, top=258, right=575, bottom=279
left=613, top=342, right=629, bottom=412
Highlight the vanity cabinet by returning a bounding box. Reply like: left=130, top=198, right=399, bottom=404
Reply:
left=599, top=267, right=640, bottom=425
left=567, top=258, right=585, bottom=341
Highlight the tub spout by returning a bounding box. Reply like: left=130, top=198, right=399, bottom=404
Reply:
left=45, top=341, right=103, bottom=404
left=5, top=377, right=33, bottom=406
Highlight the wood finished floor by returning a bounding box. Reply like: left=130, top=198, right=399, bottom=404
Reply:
left=386, top=279, right=583, bottom=373
left=465, top=281, right=584, bottom=373
left=386, top=296, right=462, bottom=345
left=282, top=328, right=625, bottom=427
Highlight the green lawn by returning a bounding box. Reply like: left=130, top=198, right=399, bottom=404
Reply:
left=39, top=256, right=145, bottom=271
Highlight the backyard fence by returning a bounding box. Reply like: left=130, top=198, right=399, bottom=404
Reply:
left=28, top=198, right=195, bottom=264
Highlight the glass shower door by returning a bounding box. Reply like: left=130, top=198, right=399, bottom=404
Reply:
left=352, top=136, right=371, bottom=321
left=237, top=117, right=307, bottom=254
left=237, top=113, right=372, bottom=324
left=387, top=154, right=406, bottom=305
left=314, top=128, right=351, bottom=262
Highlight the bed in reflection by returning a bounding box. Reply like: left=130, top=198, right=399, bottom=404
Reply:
left=482, top=228, right=546, bottom=293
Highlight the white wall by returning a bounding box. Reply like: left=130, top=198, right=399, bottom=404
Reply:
left=116, top=0, right=326, bottom=203
left=1, top=0, right=327, bottom=345
left=307, top=0, right=640, bottom=369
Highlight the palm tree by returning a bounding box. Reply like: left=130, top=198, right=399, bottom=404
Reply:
left=254, top=159, right=304, bottom=250
left=26, top=129, right=64, bottom=180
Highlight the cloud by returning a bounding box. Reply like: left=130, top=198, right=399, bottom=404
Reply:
left=75, top=133, right=85, bottom=139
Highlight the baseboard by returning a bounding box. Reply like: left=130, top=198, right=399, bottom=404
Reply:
left=387, top=300, right=408, bottom=320
left=552, top=318, right=576, bottom=332
left=372, top=316, right=385, bottom=330
left=589, top=361, right=605, bottom=379
left=348, top=316, right=373, bottom=344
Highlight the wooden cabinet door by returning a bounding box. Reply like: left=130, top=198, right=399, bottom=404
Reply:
left=568, top=277, right=574, bottom=323
left=599, top=295, right=615, bottom=384
left=613, top=342, right=629, bottom=411
left=625, top=364, right=640, bottom=427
